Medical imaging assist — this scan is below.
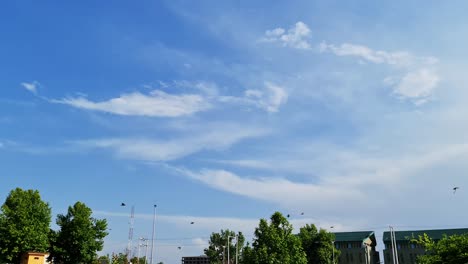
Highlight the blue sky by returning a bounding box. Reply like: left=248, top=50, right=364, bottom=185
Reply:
left=2, top=1, right=468, bottom=263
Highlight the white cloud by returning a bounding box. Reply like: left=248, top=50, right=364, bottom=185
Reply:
left=319, top=41, right=440, bottom=104
left=319, top=42, right=415, bottom=67
left=54, top=90, right=210, bottom=117
left=180, top=169, right=365, bottom=211
left=262, top=21, right=311, bottom=50
left=51, top=81, right=287, bottom=116
left=393, top=69, right=440, bottom=103
left=21, top=81, right=40, bottom=94
left=75, top=124, right=268, bottom=161
left=244, top=82, right=288, bottom=112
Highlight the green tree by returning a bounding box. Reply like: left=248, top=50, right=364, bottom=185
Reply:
left=243, top=212, right=307, bottom=264
left=298, top=224, right=339, bottom=264
left=49, top=201, right=108, bottom=263
left=204, top=229, right=245, bottom=264
left=414, top=233, right=468, bottom=264
left=0, top=188, right=52, bottom=263
left=130, top=256, right=147, bottom=264
left=111, top=252, right=128, bottom=264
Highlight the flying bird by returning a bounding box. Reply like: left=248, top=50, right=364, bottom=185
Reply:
left=453, top=187, right=460, bottom=194
left=287, top=214, right=290, bottom=218
left=301, top=212, right=304, bottom=215
left=121, top=203, right=126, bottom=206
left=178, top=246, right=182, bottom=250
left=190, top=221, right=195, bottom=224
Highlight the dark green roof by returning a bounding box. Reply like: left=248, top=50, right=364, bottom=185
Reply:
left=333, top=231, right=375, bottom=243
left=383, top=228, right=468, bottom=242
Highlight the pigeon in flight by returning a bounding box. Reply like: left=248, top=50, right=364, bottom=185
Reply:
left=453, top=187, right=460, bottom=194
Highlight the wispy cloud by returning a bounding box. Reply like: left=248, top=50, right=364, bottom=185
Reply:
left=245, top=82, right=288, bottom=112
left=179, top=168, right=365, bottom=211
left=53, top=90, right=211, bottom=117
left=74, top=124, right=269, bottom=161
left=21, top=81, right=40, bottom=94
left=260, top=21, right=441, bottom=105
left=46, top=81, right=288, bottom=116
left=219, top=82, right=289, bottom=113
left=261, top=21, right=312, bottom=50
left=319, top=41, right=440, bottom=104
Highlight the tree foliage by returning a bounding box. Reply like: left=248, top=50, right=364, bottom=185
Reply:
left=49, top=201, right=108, bottom=264
left=205, top=229, right=245, bottom=264
left=298, top=224, right=339, bottom=264
left=414, top=233, right=468, bottom=264
left=242, top=212, right=307, bottom=264
left=0, top=188, right=52, bottom=263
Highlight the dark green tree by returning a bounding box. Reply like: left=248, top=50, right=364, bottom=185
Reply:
left=111, top=252, right=128, bottom=264
left=49, top=201, right=108, bottom=263
left=0, top=188, right=52, bottom=263
left=129, top=256, right=147, bottom=264
left=414, top=233, right=468, bottom=264
left=298, top=224, right=339, bottom=264
left=242, top=212, right=307, bottom=264
left=204, top=229, right=245, bottom=264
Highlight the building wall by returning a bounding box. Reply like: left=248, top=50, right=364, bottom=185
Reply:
left=335, top=242, right=379, bottom=264
left=383, top=242, right=425, bottom=264
left=20, top=253, right=48, bottom=264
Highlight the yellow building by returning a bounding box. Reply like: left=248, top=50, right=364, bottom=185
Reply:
left=20, top=252, right=49, bottom=264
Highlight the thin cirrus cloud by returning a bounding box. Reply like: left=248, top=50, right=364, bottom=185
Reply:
left=262, top=22, right=440, bottom=105
left=74, top=124, right=269, bottom=162
left=179, top=168, right=365, bottom=211
left=43, top=82, right=288, bottom=117
left=21, top=81, right=40, bottom=94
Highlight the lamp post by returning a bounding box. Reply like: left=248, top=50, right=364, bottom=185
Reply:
left=222, top=246, right=226, bottom=264
left=150, top=205, right=157, bottom=264
left=227, top=235, right=236, bottom=264
left=330, top=226, right=335, bottom=264
left=332, top=241, right=335, bottom=264
left=236, top=235, right=239, bottom=264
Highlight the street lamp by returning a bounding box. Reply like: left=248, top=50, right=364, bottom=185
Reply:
left=227, top=235, right=238, bottom=264
left=330, top=226, right=335, bottom=264
left=150, top=205, right=157, bottom=264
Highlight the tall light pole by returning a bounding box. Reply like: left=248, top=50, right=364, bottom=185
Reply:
left=222, top=246, right=226, bottom=264
left=330, top=226, right=335, bottom=264
left=227, top=235, right=235, bottom=264
left=332, top=240, right=335, bottom=264
left=235, top=235, right=239, bottom=264
left=150, top=205, right=157, bottom=264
